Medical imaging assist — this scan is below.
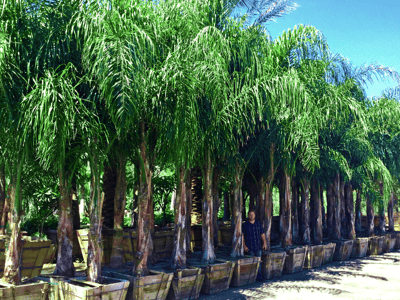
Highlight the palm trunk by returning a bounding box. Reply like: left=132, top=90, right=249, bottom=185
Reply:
left=223, top=192, right=230, bottom=221
left=327, top=184, right=334, bottom=238
left=320, top=187, right=326, bottom=232
left=332, top=173, right=341, bottom=240
left=256, top=177, right=265, bottom=226
left=311, top=177, right=323, bottom=244
left=279, top=166, right=292, bottom=248
left=340, top=180, right=346, bottom=238
left=87, top=152, right=105, bottom=282
left=135, top=122, right=154, bottom=275
left=300, top=177, right=311, bottom=245
left=110, top=155, right=127, bottom=268
left=345, top=183, right=356, bottom=240
left=201, top=151, right=215, bottom=263
left=2, top=163, right=23, bottom=285
left=355, top=190, right=362, bottom=235
left=388, top=191, right=394, bottom=232
left=378, top=181, right=385, bottom=234
left=172, top=166, right=188, bottom=269
left=185, top=171, right=193, bottom=256
left=263, top=143, right=276, bottom=250
left=54, top=168, right=75, bottom=277
left=102, top=160, right=117, bottom=230
left=231, top=164, right=244, bottom=257
left=291, top=177, right=300, bottom=244
left=0, top=164, right=6, bottom=235
left=366, top=193, right=374, bottom=236
left=212, top=168, right=220, bottom=250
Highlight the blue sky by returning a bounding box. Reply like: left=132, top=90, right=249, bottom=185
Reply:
left=237, top=0, right=400, bottom=98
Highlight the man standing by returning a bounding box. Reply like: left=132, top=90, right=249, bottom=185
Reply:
left=242, top=210, right=267, bottom=281
left=242, top=210, right=268, bottom=256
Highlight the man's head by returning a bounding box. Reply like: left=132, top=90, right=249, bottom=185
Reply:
left=248, top=210, right=256, bottom=222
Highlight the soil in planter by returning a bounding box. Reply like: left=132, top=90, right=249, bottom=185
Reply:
left=59, top=276, right=129, bottom=300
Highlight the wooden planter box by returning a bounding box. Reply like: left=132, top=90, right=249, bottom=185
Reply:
left=187, top=259, right=235, bottom=295
left=303, top=245, right=325, bottom=269
left=0, top=238, right=51, bottom=278
left=321, top=243, right=336, bottom=264
left=217, top=226, right=233, bottom=247
left=229, top=256, right=261, bottom=287
left=0, top=279, right=49, bottom=300
left=261, top=249, right=286, bottom=279
left=128, top=229, right=174, bottom=260
left=77, top=229, right=134, bottom=265
left=58, top=276, right=129, bottom=300
left=376, top=236, right=384, bottom=255
left=388, top=234, right=397, bottom=252
left=167, top=267, right=204, bottom=300
left=283, top=246, right=308, bottom=274
left=351, top=238, right=369, bottom=258
left=190, top=225, right=202, bottom=252
left=395, top=232, right=400, bottom=250
left=332, top=240, right=354, bottom=261
left=367, top=236, right=379, bottom=256
left=43, top=244, right=56, bottom=264
left=103, top=270, right=173, bottom=300
left=381, top=235, right=390, bottom=253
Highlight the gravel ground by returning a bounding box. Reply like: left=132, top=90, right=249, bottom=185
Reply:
left=199, top=249, right=400, bottom=300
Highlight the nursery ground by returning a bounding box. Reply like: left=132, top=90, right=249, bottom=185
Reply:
left=199, top=249, right=400, bottom=300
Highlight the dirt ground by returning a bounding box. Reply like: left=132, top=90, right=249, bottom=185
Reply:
left=199, top=249, right=400, bottom=300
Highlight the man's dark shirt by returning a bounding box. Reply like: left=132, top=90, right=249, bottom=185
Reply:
left=242, top=219, right=265, bottom=252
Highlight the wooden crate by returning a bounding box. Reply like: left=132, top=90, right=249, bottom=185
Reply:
left=36, top=275, right=67, bottom=300
left=351, top=238, right=369, bottom=258
left=303, top=245, right=325, bottom=269
left=367, top=236, right=379, bottom=256
left=376, top=236, right=384, bottom=255
left=284, top=245, right=308, bottom=274
left=103, top=270, right=173, bottom=300
left=58, top=276, right=129, bottom=300
left=388, top=234, right=397, bottom=252
left=230, top=256, right=261, bottom=287
left=20, top=239, right=51, bottom=278
left=0, top=279, right=49, bottom=300
left=321, top=243, right=336, bottom=264
left=43, top=244, right=56, bottom=264
left=77, top=229, right=133, bottom=265
left=333, top=240, right=354, bottom=261
left=395, top=232, right=400, bottom=250
left=261, top=249, right=286, bottom=279
left=0, top=238, right=50, bottom=278
left=217, top=226, right=232, bottom=247
left=190, top=226, right=202, bottom=252
left=187, top=259, right=235, bottom=295
left=154, top=230, right=174, bottom=259
left=167, top=267, right=204, bottom=300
